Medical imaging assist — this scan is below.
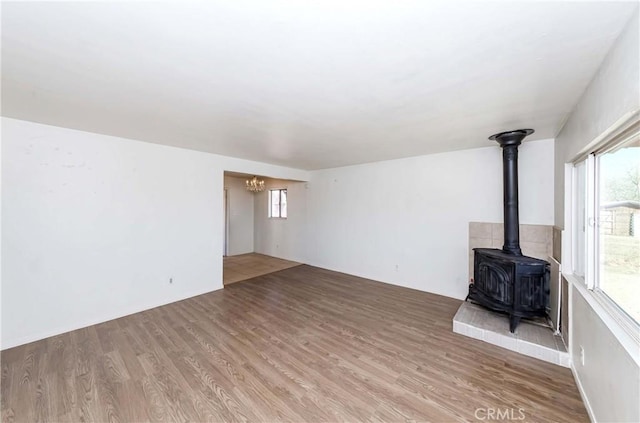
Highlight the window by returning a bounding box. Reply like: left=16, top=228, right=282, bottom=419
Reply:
left=596, top=141, right=639, bottom=323
left=268, top=189, right=287, bottom=218
left=571, top=124, right=639, bottom=325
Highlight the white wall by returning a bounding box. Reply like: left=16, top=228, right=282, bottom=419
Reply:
left=571, top=286, right=639, bottom=422
left=555, top=9, right=640, bottom=228
left=253, top=178, right=308, bottom=264
left=305, top=139, right=555, bottom=300
left=554, top=10, right=640, bottom=423
left=1, top=118, right=309, bottom=349
left=224, top=175, right=254, bottom=256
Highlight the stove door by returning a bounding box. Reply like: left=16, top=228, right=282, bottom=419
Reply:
left=475, top=255, right=514, bottom=306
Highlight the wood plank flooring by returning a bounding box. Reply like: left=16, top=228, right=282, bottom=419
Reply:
left=1, top=265, right=588, bottom=422
left=223, top=253, right=301, bottom=285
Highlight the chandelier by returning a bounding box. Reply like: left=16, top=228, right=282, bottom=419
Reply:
left=245, top=176, right=265, bottom=193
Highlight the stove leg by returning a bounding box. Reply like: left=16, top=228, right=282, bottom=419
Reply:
left=465, top=283, right=474, bottom=301
left=509, top=315, right=521, bottom=333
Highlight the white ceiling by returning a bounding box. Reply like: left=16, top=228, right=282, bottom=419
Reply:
left=2, top=1, right=637, bottom=170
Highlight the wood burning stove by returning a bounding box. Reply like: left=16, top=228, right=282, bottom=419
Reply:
left=467, top=129, right=549, bottom=333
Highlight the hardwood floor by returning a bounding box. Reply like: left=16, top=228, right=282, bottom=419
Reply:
left=1, top=265, right=588, bottom=422
left=223, top=253, right=300, bottom=285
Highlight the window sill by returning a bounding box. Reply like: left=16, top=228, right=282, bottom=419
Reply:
left=564, top=272, right=640, bottom=365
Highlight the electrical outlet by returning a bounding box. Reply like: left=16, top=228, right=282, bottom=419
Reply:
left=580, top=346, right=585, bottom=366
left=395, top=264, right=399, bottom=272
left=169, top=277, right=173, bottom=284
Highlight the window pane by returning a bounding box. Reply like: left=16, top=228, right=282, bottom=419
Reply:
left=281, top=190, right=287, bottom=218
left=597, top=141, right=640, bottom=323
left=271, top=190, right=280, bottom=218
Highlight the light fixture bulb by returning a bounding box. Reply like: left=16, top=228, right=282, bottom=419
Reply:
left=246, top=176, right=265, bottom=193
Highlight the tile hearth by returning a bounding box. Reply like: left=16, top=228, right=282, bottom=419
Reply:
left=453, top=302, right=569, bottom=367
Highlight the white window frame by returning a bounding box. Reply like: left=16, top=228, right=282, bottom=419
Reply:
left=570, top=159, right=587, bottom=282
left=585, top=153, right=597, bottom=290
left=570, top=153, right=598, bottom=289
left=565, top=111, right=640, bottom=355
left=268, top=188, right=287, bottom=219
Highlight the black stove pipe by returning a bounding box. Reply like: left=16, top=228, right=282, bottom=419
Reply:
left=489, top=129, right=535, bottom=256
